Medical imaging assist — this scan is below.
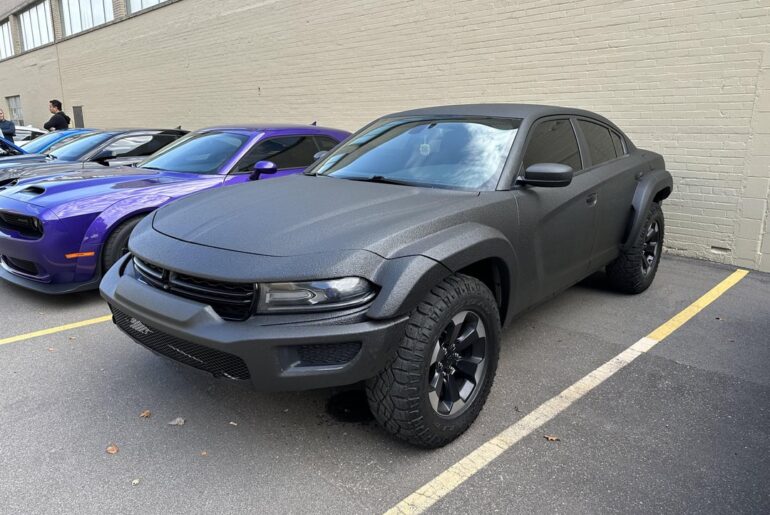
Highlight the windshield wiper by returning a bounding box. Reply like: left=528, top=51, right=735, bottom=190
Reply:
left=340, top=175, right=417, bottom=186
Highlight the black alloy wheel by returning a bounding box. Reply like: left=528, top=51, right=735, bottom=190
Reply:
left=428, top=310, right=488, bottom=418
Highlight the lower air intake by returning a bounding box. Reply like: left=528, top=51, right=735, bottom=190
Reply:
left=112, top=307, right=250, bottom=380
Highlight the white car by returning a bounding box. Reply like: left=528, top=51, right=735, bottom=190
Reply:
left=15, top=126, right=47, bottom=143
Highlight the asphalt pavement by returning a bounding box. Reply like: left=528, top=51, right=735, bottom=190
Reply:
left=0, top=255, right=767, bottom=514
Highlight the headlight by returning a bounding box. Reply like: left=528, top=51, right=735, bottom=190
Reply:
left=257, top=277, right=376, bottom=313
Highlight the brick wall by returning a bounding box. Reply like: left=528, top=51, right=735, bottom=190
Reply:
left=0, top=0, right=769, bottom=270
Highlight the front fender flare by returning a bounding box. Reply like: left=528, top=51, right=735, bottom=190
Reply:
left=368, top=223, right=518, bottom=320
left=81, top=194, right=173, bottom=250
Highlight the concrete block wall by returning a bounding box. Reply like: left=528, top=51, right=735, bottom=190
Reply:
left=0, top=0, right=769, bottom=270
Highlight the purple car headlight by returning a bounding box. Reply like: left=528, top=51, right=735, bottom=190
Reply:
left=257, top=277, right=376, bottom=313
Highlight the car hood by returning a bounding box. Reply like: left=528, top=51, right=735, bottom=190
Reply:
left=0, top=166, right=223, bottom=215
left=0, top=154, right=52, bottom=171
left=0, top=160, right=103, bottom=182
left=152, top=174, right=481, bottom=258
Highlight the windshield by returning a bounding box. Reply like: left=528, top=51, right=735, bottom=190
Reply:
left=137, top=131, right=250, bottom=174
left=49, top=132, right=115, bottom=161
left=20, top=131, right=88, bottom=154
left=312, top=116, right=520, bottom=190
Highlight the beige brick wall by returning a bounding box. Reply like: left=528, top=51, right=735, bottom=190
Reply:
left=0, top=0, right=769, bottom=269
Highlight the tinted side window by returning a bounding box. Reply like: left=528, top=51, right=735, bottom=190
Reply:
left=314, top=136, right=339, bottom=152
left=611, top=130, right=625, bottom=156
left=236, top=136, right=319, bottom=172
left=522, top=119, right=581, bottom=171
left=579, top=120, right=616, bottom=166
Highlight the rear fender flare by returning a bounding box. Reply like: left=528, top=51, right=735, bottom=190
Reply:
left=621, top=170, right=672, bottom=250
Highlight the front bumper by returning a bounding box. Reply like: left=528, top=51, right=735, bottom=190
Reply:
left=0, top=196, right=100, bottom=292
left=100, top=254, right=409, bottom=391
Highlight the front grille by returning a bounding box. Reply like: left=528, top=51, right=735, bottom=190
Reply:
left=296, top=342, right=361, bottom=367
left=1, top=255, right=39, bottom=276
left=112, top=307, right=250, bottom=380
left=0, top=210, right=43, bottom=238
left=133, top=256, right=257, bottom=321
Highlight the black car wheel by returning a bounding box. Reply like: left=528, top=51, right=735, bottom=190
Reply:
left=366, top=274, right=500, bottom=448
left=102, top=215, right=145, bottom=273
left=606, top=202, right=665, bottom=294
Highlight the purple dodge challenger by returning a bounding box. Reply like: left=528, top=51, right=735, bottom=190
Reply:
left=0, top=124, right=349, bottom=293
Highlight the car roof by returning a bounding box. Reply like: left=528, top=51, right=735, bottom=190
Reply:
left=386, top=103, right=618, bottom=127
left=199, top=123, right=341, bottom=133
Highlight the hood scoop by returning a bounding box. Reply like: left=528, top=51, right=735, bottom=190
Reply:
left=19, top=185, right=46, bottom=196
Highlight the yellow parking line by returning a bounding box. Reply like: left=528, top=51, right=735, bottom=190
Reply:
left=386, top=269, right=749, bottom=515
left=0, top=315, right=112, bottom=347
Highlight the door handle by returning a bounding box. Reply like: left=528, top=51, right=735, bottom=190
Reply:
left=586, top=192, right=598, bottom=207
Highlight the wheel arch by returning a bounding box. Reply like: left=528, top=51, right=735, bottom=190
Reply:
left=369, top=223, right=518, bottom=325
left=621, top=169, right=673, bottom=251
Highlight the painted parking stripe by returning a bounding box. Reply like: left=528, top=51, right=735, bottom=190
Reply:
left=385, top=268, right=749, bottom=515
left=0, top=315, right=112, bottom=347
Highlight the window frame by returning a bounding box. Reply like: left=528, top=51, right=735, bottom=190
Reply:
left=60, top=0, right=115, bottom=37
left=573, top=116, right=630, bottom=171
left=128, top=0, right=171, bottom=15
left=0, top=21, right=13, bottom=60
left=18, top=0, right=54, bottom=52
left=516, top=116, right=585, bottom=183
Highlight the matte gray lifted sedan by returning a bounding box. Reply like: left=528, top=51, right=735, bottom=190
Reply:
left=101, top=104, right=673, bottom=447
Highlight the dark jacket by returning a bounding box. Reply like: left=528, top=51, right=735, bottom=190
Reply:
left=44, top=112, right=71, bottom=131
left=0, top=120, right=15, bottom=141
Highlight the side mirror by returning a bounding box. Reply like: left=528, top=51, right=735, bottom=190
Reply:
left=249, top=160, right=278, bottom=181
left=313, top=151, right=328, bottom=161
left=520, top=163, right=573, bottom=188
left=93, top=150, right=116, bottom=164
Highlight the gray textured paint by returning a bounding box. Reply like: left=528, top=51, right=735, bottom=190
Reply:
left=102, top=104, right=673, bottom=390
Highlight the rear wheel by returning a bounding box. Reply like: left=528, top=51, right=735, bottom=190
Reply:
left=365, top=274, right=501, bottom=448
left=606, top=202, right=664, bottom=293
left=102, top=215, right=145, bottom=273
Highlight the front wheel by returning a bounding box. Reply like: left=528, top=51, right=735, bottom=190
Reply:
left=102, top=215, right=145, bottom=273
left=366, top=274, right=501, bottom=448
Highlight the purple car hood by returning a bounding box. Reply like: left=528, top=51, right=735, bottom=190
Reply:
left=0, top=166, right=222, bottom=216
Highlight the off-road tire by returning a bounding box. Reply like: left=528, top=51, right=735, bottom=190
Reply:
left=365, top=274, right=501, bottom=448
left=102, top=215, right=145, bottom=272
left=606, top=202, right=664, bottom=294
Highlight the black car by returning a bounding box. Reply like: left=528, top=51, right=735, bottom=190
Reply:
left=0, top=129, right=188, bottom=183
left=101, top=104, right=673, bottom=448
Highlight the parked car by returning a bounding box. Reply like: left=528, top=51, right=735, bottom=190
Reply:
left=0, top=128, right=188, bottom=180
left=0, top=137, right=28, bottom=159
left=0, top=124, right=349, bottom=293
left=100, top=104, right=672, bottom=448
left=17, top=128, right=96, bottom=154
left=14, top=125, right=47, bottom=142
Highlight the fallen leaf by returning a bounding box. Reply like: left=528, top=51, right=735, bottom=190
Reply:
left=47, top=348, right=56, bottom=352
left=106, top=443, right=119, bottom=454
left=200, top=451, right=208, bottom=457
left=168, top=417, right=185, bottom=426
left=229, top=421, right=238, bottom=426
left=544, top=435, right=560, bottom=442
left=131, top=479, right=140, bottom=486
left=68, top=336, right=77, bottom=341
left=139, top=410, right=151, bottom=418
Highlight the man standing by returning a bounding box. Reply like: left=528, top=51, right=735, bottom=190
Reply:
left=43, top=99, right=70, bottom=131
left=0, top=109, right=15, bottom=141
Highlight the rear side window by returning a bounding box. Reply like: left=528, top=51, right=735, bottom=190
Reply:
left=236, top=136, right=325, bottom=172
left=523, top=119, right=581, bottom=171
left=101, top=134, right=180, bottom=158
left=611, top=130, right=625, bottom=157
left=579, top=120, right=616, bottom=166
left=314, top=136, right=340, bottom=152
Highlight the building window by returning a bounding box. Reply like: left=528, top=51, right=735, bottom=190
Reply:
left=129, top=0, right=170, bottom=14
left=6, top=96, right=24, bottom=125
left=19, top=1, right=53, bottom=51
left=61, top=0, right=114, bottom=36
left=0, top=21, right=13, bottom=59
